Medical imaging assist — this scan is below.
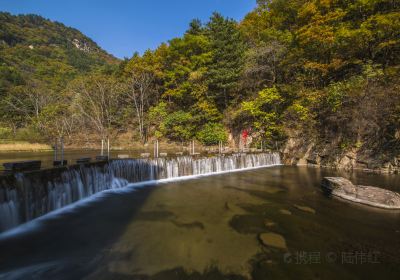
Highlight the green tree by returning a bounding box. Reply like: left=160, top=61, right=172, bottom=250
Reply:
left=240, top=86, right=284, bottom=142
left=205, top=13, right=246, bottom=110
left=160, top=111, right=194, bottom=142
left=196, top=123, right=228, bottom=145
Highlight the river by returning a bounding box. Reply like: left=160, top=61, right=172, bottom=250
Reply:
left=0, top=164, right=399, bottom=279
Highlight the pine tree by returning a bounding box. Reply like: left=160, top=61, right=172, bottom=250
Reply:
left=205, top=12, right=246, bottom=110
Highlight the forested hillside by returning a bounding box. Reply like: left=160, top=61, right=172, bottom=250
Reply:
left=0, top=12, right=118, bottom=139
left=0, top=1, right=399, bottom=167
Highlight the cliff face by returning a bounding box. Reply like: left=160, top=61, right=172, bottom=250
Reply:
left=278, top=74, right=400, bottom=174
left=281, top=133, right=400, bottom=174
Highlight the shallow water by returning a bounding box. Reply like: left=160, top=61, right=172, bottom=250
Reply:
left=0, top=166, right=399, bottom=279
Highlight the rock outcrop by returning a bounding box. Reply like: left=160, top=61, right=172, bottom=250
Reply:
left=321, top=177, right=400, bottom=209
left=281, top=134, right=400, bottom=174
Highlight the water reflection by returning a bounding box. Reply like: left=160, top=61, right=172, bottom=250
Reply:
left=0, top=166, right=399, bottom=280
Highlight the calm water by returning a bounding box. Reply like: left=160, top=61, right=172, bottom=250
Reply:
left=0, top=166, right=399, bottom=279
left=0, top=148, right=185, bottom=169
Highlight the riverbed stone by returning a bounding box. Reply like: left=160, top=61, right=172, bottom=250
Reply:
left=225, top=202, right=246, bottom=213
left=259, top=232, right=287, bottom=249
left=294, top=204, right=316, bottom=214
left=322, top=177, right=400, bottom=209
left=279, top=209, right=292, bottom=215
left=264, top=260, right=276, bottom=265
left=229, top=215, right=267, bottom=234
left=264, top=219, right=276, bottom=227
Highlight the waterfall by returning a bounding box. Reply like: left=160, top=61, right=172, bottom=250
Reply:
left=0, top=153, right=280, bottom=233
left=0, top=189, right=19, bottom=231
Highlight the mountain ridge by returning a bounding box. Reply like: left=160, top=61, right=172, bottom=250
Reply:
left=0, top=12, right=117, bottom=62
left=0, top=12, right=119, bottom=98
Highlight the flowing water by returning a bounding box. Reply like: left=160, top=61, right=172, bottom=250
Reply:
left=0, top=160, right=399, bottom=279
left=0, top=153, right=280, bottom=232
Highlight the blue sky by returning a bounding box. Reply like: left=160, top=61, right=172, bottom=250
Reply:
left=0, top=0, right=256, bottom=58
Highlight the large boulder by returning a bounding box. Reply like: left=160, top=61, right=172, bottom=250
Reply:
left=321, top=177, right=357, bottom=194
left=322, top=177, right=400, bottom=209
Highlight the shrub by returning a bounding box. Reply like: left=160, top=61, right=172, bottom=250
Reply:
left=196, top=123, right=228, bottom=145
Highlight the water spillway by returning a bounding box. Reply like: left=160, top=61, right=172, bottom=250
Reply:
left=0, top=153, right=280, bottom=233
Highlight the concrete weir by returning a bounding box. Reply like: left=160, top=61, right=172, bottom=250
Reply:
left=0, top=153, right=281, bottom=233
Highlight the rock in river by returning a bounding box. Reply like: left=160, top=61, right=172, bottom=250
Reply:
left=322, top=177, right=400, bottom=210
left=279, top=209, right=292, bottom=215
left=259, top=232, right=287, bottom=249
left=294, top=204, right=316, bottom=214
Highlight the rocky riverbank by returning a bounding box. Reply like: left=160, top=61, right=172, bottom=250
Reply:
left=281, top=136, right=400, bottom=174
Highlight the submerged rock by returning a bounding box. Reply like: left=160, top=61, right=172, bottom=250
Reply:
left=229, top=215, right=266, bottom=234
left=224, top=202, right=246, bottom=213
left=259, top=232, right=287, bottom=249
left=264, top=219, right=276, bottom=227
left=279, top=209, right=292, bottom=215
left=322, top=177, right=400, bottom=209
left=170, top=219, right=205, bottom=230
left=293, top=204, right=316, bottom=214
left=264, top=260, right=276, bottom=265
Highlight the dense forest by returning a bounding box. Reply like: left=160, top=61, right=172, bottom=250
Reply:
left=0, top=0, right=399, bottom=161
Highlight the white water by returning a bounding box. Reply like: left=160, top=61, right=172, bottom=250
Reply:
left=0, top=189, right=19, bottom=231
left=0, top=153, right=280, bottom=233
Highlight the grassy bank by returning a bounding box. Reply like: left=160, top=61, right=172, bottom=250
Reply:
left=0, top=141, right=52, bottom=152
